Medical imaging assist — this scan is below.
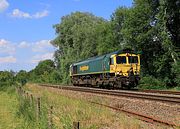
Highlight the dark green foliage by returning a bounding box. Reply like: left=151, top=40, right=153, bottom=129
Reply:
left=121, top=0, right=162, bottom=76
left=96, top=21, right=117, bottom=55
left=0, top=71, right=16, bottom=89
left=138, top=76, right=166, bottom=89
left=115, top=0, right=179, bottom=87
left=28, top=59, right=61, bottom=84
left=16, top=70, right=28, bottom=86
left=172, top=61, right=180, bottom=86
left=160, top=0, right=180, bottom=49
left=111, top=7, right=129, bottom=49
left=2, top=0, right=178, bottom=89
left=34, top=60, right=55, bottom=75
left=50, top=3, right=179, bottom=87
left=52, top=12, right=106, bottom=83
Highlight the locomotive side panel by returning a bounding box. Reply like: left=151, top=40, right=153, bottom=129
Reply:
left=72, top=55, right=110, bottom=76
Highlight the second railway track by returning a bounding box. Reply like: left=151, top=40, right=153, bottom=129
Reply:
left=139, top=89, right=180, bottom=95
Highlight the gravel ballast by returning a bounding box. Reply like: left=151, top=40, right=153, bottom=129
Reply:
left=33, top=85, right=180, bottom=127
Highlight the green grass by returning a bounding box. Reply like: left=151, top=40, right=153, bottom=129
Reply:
left=0, top=86, right=24, bottom=129
left=26, top=84, right=163, bottom=129
left=0, top=86, right=48, bottom=129
left=2, top=83, right=174, bottom=128
left=170, top=86, right=180, bottom=91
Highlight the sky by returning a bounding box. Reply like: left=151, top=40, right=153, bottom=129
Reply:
left=0, top=0, right=132, bottom=72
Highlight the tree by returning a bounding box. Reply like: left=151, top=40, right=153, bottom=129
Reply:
left=28, top=60, right=56, bottom=83
left=95, top=21, right=117, bottom=55
left=111, top=7, right=130, bottom=48
left=51, top=12, right=106, bottom=83
left=153, top=0, right=180, bottom=85
left=16, top=70, right=28, bottom=86
left=113, top=0, right=179, bottom=86
left=0, top=71, right=15, bottom=87
left=119, top=0, right=162, bottom=76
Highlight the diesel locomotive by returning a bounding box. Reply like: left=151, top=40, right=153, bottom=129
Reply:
left=70, top=49, right=140, bottom=89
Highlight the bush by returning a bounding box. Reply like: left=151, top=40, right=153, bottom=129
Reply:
left=172, top=61, right=180, bottom=86
left=138, top=76, right=166, bottom=89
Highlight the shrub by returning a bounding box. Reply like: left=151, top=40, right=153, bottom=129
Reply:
left=172, top=61, right=180, bottom=87
left=138, top=76, right=166, bottom=89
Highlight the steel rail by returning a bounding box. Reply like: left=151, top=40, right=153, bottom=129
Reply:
left=38, top=84, right=180, bottom=127
left=40, top=84, right=180, bottom=104
left=139, top=89, right=180, bottom=95
left=90, top=101, right=178, bottom=127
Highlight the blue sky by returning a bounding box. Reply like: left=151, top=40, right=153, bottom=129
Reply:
left=0, top=0, right=132, bottom=71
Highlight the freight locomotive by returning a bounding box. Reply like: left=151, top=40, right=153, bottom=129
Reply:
left=70, top=49, right=140, bottom=89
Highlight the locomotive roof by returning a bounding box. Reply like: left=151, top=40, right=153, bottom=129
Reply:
left=73, top=54, right=107, bottom=66
left=72, top=49, right=137, bottom=66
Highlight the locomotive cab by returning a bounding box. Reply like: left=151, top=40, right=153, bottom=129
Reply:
left=110, top=53, right=140, bottom=87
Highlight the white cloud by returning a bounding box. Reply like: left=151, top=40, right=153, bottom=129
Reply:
left=31, top=52, right=53, bottom=63
left=0, top=38, right=55, bottom=69
left=0, top=39, right=16, bottom=64
left=0, top=39, right=15, bottom=55
left=0, top=39, right=54, bottom=55
left=10, top=9, right=49, bottom=19
left=0, top=56, right=16, bottom=63
left=0, top=0, right=9, bottom=12
left=11, top=9, right=31, bottom=18
left=0, top=38, right=7, bottom=45
left=18, top=41, right=30, bottom=48
left=33, top=10, right=49, bottom=18
left=32, top=40, right=52, bottom=52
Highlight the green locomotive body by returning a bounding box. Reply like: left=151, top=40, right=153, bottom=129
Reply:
left=71, top=54, right=111, bottom=76
left=70, top=49, right=140, bottom=89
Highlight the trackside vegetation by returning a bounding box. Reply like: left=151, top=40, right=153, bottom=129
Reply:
left=25, top=83, right=162, bottom=129
left=1, top=1, right=179, bottom=89
left=26, top=0, right=179, bottom=89
left=0, top=0, right=179, bottom=128
left=0, top=74, right=50, bottom=128
left=0, top=86, right=22, bottom=129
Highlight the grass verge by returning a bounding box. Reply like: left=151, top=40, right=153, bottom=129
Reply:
left=26, top=84, right=162, bottom=129
left=0, top=86, right=23, bottom=129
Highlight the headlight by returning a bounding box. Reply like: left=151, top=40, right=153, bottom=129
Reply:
left=135, top=72, right=139, bottom=75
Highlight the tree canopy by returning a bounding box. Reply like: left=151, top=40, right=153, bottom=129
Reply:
left=51, top=1, right=179, bottom=87
left=1, top=0, right=179, bottom=89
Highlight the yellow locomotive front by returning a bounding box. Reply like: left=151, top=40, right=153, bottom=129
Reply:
left=109, top=53, right=140, bottom=88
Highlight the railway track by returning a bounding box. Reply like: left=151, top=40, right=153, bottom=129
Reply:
left=40, top=84, right=180, bottom=104
left=38, top=84, right=180, bottom=127
left=139, top=89, right=180, bottom=95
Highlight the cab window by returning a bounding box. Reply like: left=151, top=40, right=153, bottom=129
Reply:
left=110, top=57, right=114, bottom=65
left=73, top=66, right=77, bottom=74
left=128, top=56, right=138, bottom=63
left=116, top=56, right=126, bottom=64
